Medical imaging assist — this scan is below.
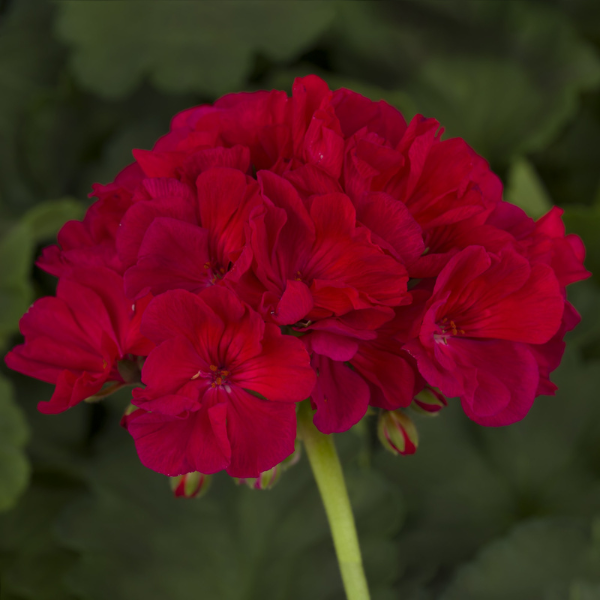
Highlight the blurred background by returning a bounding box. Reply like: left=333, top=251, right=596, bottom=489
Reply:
left=1, top=1, right=600, bottom=599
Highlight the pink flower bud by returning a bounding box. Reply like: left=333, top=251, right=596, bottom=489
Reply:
left=378, top=409, right=419, bottom=456
left=170, top=472, right=211, bottom=499
left=236, top=464, right=281, bottom=490
left=412, top=387, right=448, bottom=416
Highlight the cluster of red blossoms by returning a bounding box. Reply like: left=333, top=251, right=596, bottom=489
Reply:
left=6, top=75, right=589, bottom=480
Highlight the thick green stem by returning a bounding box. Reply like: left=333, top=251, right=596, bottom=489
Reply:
left=298, top=402, right=371, bottom=600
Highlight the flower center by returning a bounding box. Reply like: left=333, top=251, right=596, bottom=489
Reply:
left=191, top=364, right=232, bottom=392
left=203, top=262, right=227, bottom=285
left=208, top=364, right=231, bottom=391
left=434, top=317, right=465, bottom=345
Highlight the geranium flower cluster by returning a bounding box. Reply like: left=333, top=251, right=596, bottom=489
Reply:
left=5, top=75, right=589, bottom=480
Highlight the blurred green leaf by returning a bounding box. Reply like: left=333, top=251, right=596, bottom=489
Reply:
left=0, top=473, right=83, bottom=600
left=0, top=222, right=35, bottom=345
left=377, top=319, right=600, bottom=596
left=440, top=519, right=600, bottom=600
left=0, top=374, right=30, bottom=512
left=562, top=205, right=600, bottom=282
left=532, top=101, right=600, bottom=208
left=334, top=1, right=600, bottom=165
left=0, top=199, right=86, bottom=347
left=376, top=402, right=515, bottom=594
left=505, top=157, right=553, bottom=219
left=57, top=421, right=403, bottom=600
left=569, top=580, right=600, bottom=600
left=57, top=1, right=336, bottom=99
left=21, top=198, right=84, bottom=244
left=0, top=0, right=63, bottom=212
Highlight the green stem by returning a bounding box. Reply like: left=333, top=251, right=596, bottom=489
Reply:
left=298, top=402, right=371, bottom=600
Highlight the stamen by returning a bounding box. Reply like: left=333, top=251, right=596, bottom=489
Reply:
left=209, top=365, right=218, bottom=372
left=435, top=317, right=465, bottom=343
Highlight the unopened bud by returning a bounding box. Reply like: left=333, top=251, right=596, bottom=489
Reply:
left=236, top=464, right=281, bottom=490
left=170, top=472, right=211, bottom=498
left=378, top=409, right=418, bottom=456
left=412, top=387, right=448, bottom=416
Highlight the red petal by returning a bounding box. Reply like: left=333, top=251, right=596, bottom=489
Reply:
left=225, top=387, right=297, bottom=478
left=311, top=355, right=370, bottom=434
left=271, top=279, right=313, bottom=325
left=124, top=218, right=211, bottom=299
left=233, top=324, right=315, bottom=402
left=126, top=402, right=231, bottom=476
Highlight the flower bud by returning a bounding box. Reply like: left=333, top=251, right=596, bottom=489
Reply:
left=170, top=472, right=211, bottom=498
left=412, top=387, right=448, bottom=416
left=378, top=409, right=418, bottom=456
left=236, top=464, right=282, bottom=490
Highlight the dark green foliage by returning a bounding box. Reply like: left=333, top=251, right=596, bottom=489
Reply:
left=1, top=1, right=600, bottom=598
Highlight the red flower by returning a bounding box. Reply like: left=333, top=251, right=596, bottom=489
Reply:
left=404, top=246, right=564, bottom=425
left=238, top=170, right=410, bottom=325
left=124, top=287, right=315, bottom=477
left=37, top=163, right=142, bottom=277
left=486, top=202, right=591, bottom=287
left=5, top=267, right=152, bottom=414
left=120, top=168, right=261, bottom=299
left=7, top=74, right=588, bottom=473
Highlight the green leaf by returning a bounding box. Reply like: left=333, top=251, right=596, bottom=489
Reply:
left=0, top=473, right=84, bottom=600
left=57, top=420, right=404, bottom=600
left=333, top=1, right=600, bottom=165
left=504, top=158, right=553, bottom=219
left=20, top=198, right=85, bottom=244
left=376, top=324, right=600, bottom=595
left=0, top=199, right=86, bottom=346
left=376, top=402, right=515, bottom=589
left=531, top=104, right=600, bottom=208
left=0, top=0, right=63, bottom=212
left=0, top=374, right=30, bottom=512
left=0, top=222, right=35, bottom=344
left=57, top=2, right=336, bottom=98
left=562, top=205, right=600, bottom=282
left=440, top=519, right=600, bottom=600
left=569, top=580, right=600, bottom=600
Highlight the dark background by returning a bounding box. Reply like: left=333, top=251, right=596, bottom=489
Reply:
left=1, top=2, right=600, bottom=599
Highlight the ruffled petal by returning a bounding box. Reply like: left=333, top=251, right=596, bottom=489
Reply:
left=225, top=388, right=297, bottom=478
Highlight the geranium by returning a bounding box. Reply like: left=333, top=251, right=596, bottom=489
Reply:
left=5, top=267, right=152, bottom=414
left=5, top=74, right=589, bottom=600
left=124, top=286, right=315, bottom=478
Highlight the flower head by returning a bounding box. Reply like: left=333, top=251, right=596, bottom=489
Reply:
left=7, top=74, right=588, bottom=479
